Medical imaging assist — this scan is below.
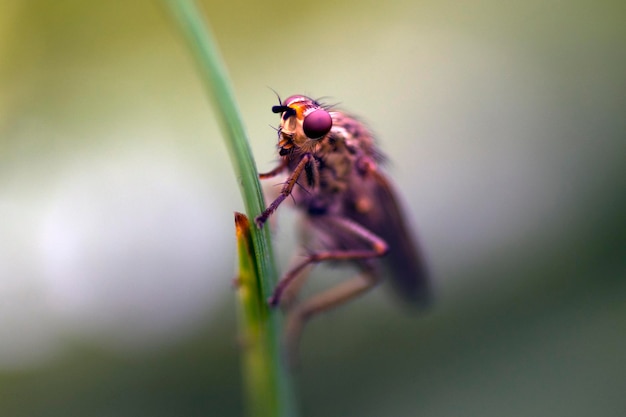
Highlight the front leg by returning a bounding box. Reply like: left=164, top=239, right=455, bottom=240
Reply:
left=258, top=159, right=287, bottom=179
left=255, top=153, right=312, bottom=228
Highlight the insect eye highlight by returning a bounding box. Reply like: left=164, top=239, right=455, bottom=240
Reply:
left=302, top=109, right=332, bottom=139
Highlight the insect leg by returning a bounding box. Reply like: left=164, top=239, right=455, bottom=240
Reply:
left=268, top=215, right=388, bottom=306
left=258, top=159, right=287, bottom=179
left=255, top=153, right=312, bottom=228
left=285, top=268, right=381, bottom=363
left=279, top=253, right=316, bottom=309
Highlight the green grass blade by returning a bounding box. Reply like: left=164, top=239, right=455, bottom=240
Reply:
left=235, top=213, right=280, bottom=417
left=162, top=1, right=297, bottom=416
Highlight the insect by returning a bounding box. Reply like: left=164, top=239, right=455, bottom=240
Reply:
left=256, top=94, right=430, bottom=357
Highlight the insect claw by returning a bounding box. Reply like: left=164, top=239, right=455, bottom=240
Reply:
left=254, top=215, right=266, bottom=229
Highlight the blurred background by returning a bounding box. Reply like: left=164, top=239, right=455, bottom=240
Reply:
left=1, top=0, right=625, bottom=416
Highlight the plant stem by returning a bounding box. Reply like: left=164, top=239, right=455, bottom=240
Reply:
left=162, top=1, right=296, bottom=416
left=234, top=213, right=282, bottom=417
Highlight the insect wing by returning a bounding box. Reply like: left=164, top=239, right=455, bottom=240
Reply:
left=348, top=170, right=431, bottom=307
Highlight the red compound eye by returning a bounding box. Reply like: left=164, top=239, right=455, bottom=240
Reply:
left=303, top=109, right=332, bottom=139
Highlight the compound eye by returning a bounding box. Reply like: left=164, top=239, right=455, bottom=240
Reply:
left=303, top=109, right=332, bottom=139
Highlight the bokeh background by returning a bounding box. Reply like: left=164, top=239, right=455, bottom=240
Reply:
left=1, top=1, right=625, bottom=416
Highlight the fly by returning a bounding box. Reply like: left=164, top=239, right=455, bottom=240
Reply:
left=255, top=94, right=430, bottom=359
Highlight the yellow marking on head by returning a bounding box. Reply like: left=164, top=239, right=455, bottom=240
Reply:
left=289, top=101, right=308, bottom=120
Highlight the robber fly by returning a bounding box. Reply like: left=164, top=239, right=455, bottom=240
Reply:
left=255, top=94, right=430, bottom=356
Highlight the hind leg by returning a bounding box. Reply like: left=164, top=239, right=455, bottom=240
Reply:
left=284, top=268, right=381, bottom=365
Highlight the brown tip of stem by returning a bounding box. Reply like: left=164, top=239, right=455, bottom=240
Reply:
left=234, top=212, right=251, bottom=239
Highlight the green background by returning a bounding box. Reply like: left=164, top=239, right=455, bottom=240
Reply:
left=1, top=1, right=625, bottom=416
